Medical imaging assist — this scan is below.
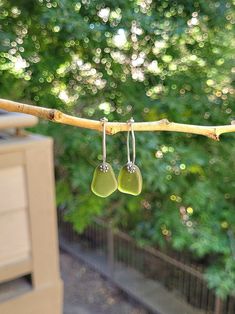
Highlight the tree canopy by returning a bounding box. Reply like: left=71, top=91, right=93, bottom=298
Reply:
left=0, top=0, right=235, bottom=297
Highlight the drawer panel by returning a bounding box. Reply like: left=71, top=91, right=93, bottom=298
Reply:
left=0, top=166, right=27, bottom=213
left=0, top=152, right=24, bottom=169
left=0, top=209, right=30, bottom=267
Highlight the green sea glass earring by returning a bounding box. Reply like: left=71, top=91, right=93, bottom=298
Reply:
left=118, top=118, right=142, bottom=196
left=91, top=118, right=118, bottom=198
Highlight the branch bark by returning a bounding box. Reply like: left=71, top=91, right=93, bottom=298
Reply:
left=1, top=98, right=235, bottom=140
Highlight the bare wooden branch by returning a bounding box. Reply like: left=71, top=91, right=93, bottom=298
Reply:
left=1, top=98, right=235, bottom=140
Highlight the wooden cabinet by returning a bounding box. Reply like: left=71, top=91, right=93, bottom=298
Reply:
left=0, top=116, right=63, bottom=314
left=0, top=160, right=30, bottom=268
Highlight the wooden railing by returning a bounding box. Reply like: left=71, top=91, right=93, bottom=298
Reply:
left=59, top=215, right=235, bottom=314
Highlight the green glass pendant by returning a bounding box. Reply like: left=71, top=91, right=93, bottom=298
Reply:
left=118, top=162, right=142, bottom=196
left=91, top=162, right=117, bottom=198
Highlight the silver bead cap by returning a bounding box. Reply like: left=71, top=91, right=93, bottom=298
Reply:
left=99, top=162, right=109, bottom=173
left=126, top=162, right=136, bottom=173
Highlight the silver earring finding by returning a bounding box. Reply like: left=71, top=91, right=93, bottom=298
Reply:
left=117, top=117, right=143, bottom=196
left=126, top=117, right=136, bottom=173
left=99, top=117, right=109, bottom=172
left=90, top=117, right=117, bottom=198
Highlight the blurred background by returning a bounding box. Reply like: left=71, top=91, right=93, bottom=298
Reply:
left=0, top=0, right=235, bottom=313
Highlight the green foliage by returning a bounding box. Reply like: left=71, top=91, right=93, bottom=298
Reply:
left=206, top=256, right=235, bottom=299
left=0, top=0, right=235, bottom=297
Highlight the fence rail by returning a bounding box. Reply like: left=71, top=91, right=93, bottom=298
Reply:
left=59, top=215, right=235, bottom=314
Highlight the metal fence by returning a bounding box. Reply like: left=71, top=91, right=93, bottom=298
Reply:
left=59, top=216, right=235, bottom=314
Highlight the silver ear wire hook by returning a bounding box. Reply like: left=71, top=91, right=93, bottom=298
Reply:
left=127, top=117, right=136, bottom=173
left=100, top=117, right=108, bottom=172
left=91, top=117, right=118, bottom=197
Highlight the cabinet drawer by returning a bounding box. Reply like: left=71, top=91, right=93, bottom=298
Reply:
left=0, top=209, right=30, bottom=267
left=0, top=166, right=27, bottom=213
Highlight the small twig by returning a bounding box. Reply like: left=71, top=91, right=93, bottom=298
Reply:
left=0, top=98, right=235, bottom=139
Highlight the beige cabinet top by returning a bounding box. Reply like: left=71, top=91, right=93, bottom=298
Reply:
left=0, top=111, right=38, bottom=130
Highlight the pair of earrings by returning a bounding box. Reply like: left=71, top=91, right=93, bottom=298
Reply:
left=91, top=118, right=142, bottom=198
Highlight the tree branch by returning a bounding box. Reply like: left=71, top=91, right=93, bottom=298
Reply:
left=0, top=98, right=235, bottom=140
